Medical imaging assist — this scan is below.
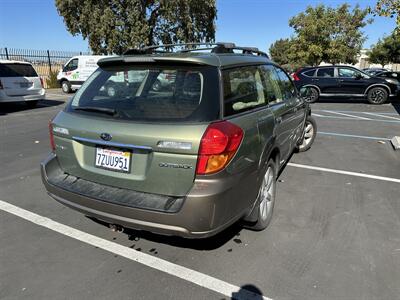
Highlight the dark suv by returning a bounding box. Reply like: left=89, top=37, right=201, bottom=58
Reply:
left=41, top=43, right=316, bottom=238
left=293, top=65, right=400, bottom=104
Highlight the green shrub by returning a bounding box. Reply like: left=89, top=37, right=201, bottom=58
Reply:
left=45, top=70, right=59, bottom=89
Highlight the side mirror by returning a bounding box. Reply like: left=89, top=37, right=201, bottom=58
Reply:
left=355, top=74, right=363, bottom=80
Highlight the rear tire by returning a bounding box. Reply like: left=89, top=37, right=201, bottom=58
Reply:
left=25, top=100, right=38, bottom=108
left=61, top=80, right=72, bottom=94
left=297, top=116, right=317, bottom=152
left=301, top=87, right=319, bottom=103
left=367, top=87, right=388, bottom=104
left=247, top=159, right=277, bottom=231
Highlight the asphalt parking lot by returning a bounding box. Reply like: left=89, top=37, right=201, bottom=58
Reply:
left=1, top=90, right=399, bottom=300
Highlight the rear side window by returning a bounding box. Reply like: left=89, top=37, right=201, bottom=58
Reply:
left=222, top=66, right=267, bottom=116
left=317, top=68, right=334, bottom=78
left=0, top=63, right=38, bottom=77
left=67, top=65, right=220, bottom=123
left=303, top=69, right=316, bottom=77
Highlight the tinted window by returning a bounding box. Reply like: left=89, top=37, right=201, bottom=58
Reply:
left=338, top=68, right=362, bottom=78
left=274, top=66, right=296, bottom=101
left=0, top=63, right=38, bottom=77
left=317, top=68, right=334, bottom=78
left=303, top=69, right=316, bottom=77
left=223, top=66, right=267, bottom=116
left=64, top=59, right=78, bottom=72
left=260, top=65, right=283, bottom=105
left=67, top=65, right=220, bottom=123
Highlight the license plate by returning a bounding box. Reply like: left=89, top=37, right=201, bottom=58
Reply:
left=95, top=147, right=131, bottom=173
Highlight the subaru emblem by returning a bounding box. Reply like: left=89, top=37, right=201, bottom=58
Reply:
left=100, top=133, right=112, bottom=141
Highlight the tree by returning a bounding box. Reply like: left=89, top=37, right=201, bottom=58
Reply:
left=55, top=0, right=217, bottom=54
left=368, top=39, right=391, bottom=67
left=373, top=0, right=400, bottom=31
left=287, top=4, right=371, bottom=66
left=269, top=38, right=293, bottom=66
left=368, top=31, right=400, bottom=66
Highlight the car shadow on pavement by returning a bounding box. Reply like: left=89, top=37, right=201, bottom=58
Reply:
left=126, top=221, right=243, bottom=251
left=0, top=100, right=64, bottom=116
left=392, top=103, right=400, bottom=115
left=89, top=216, right=243, bottom=250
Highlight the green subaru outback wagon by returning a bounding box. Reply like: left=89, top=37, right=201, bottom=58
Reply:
left=41, top=43, right=316, bottom=238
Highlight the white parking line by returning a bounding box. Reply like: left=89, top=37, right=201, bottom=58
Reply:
left=318, top=131, right=391, bottom=141
left=312, top=114, right=400, bottom=124
left=288, top=163, right=400, bottom=183
left=313, top=109, right=398, bottom=116
left=45, top=93, right=69, bottom=98
left=321, top=110, right=372, bottom=120
left=362, top=112, right=400, bottom=121
left=0, top=200, right=271, bottom=300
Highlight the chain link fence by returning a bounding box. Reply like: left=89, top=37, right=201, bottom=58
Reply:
left=0, top=48, right=90, bottom=88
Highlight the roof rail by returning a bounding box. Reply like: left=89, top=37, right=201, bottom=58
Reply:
left=123, top=42, right=269, bottom=58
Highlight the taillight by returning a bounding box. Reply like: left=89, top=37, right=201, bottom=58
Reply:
left=40, top=77, right=44, bottom=88
left=292, top=72, right=300, bottom=81
left=196, top=121, right=243, bottom=175
left=49, top=120, right=55, bottom=151
left=0, top=80, right=3, bottom=89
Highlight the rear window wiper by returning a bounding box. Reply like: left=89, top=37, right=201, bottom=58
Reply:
left=73, top=106, right=117, bottom=116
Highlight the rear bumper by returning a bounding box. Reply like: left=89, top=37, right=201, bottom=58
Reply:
left=41, top=153, right=257, bottom=238
left=0, top=89, right=45, bottom=103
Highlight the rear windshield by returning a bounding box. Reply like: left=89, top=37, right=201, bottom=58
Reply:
left=0, top=63, right=38, bottom=77
left=67, top=65, right=220, bottom=122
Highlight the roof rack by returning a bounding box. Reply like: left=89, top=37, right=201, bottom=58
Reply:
left=123, top=42, right=269, bottom=58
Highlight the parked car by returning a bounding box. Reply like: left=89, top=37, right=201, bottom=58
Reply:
left=0, top=60, right=45, bottom=107
left=57, top=55, right=112, bottom=93
left=293, top=65, right=400, bottom=104
left=41, top=43, right=316, bottom=238
left=375, top=71, right=400, bottom=84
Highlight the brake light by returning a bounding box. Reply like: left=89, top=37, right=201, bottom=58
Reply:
left=40, top=77, right=44, bottom=88
left=196, top=121, right=243, bottom=175
left=292, top=72, right=300, bottom=81
left=49, top=120, right=55, bottom=151
left=0, top=80, right=3, bottom=89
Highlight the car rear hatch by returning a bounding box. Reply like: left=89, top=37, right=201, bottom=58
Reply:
left=51, top=61, right=220, bottom=197
left=0, top=62, right=42, bottom=96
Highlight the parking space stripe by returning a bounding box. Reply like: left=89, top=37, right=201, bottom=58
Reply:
left=313, top=109, right=398, bottom=115
left=312, top=114, right=400, bottom=124
left=0, top=200, right=272, bottom=300
left=288, top=163, right=400, bottom=183
left=362, top=112, right=400, bottom=121
left=318, top=131, right=391, bottom=141
left=321, top=110, right=372, bottom=120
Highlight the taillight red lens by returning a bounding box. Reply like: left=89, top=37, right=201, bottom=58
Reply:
left=49, top=121, right=55, bottom=151
left=40, top=77, right=44, bottom=88
left=196, top=121, right=243, bottom=175
left=293, top=72, right=300, bottom=81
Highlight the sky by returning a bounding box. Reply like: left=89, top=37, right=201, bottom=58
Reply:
left=0, top=0, right=397, bottom=54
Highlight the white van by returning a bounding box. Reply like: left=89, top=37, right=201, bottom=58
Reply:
left=0, top=60, right=45, bottom=107
left=57, top=56, right=111, bottom=93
